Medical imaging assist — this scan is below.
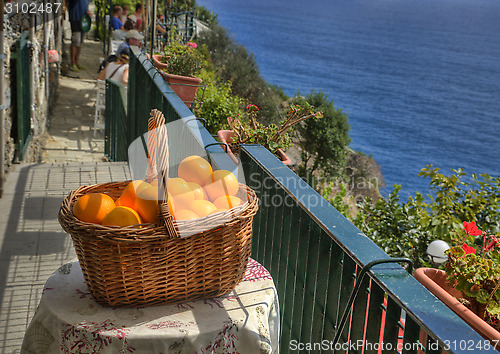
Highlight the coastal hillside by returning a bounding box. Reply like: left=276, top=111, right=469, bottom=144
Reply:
left=188, top=19, right=384, bottom=205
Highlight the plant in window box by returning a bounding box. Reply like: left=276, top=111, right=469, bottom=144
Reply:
left=415, top=221, right=500, bottom=346
left=153, top=39, right=205, bottom=108
left=218, top=103, right=322, bottom=165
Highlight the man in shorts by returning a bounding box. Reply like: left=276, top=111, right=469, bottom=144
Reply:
left=68, top=0, right=89, bottom=71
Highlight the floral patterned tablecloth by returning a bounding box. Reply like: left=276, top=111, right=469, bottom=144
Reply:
left=21, top=258, right=279, bottom=354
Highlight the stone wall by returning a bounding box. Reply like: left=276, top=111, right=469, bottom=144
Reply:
left=2, top=4, right=62, bottom=173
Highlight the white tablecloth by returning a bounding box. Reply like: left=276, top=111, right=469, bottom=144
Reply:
left=21, top=259, right=279, bottom=353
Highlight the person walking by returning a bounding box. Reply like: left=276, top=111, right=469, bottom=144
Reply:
left=110, top=6, right=123, bottom=30
left=128, top=3, right=143, bottom=30
left=68, top=0, right=89, bottom=71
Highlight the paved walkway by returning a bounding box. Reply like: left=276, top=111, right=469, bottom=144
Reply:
left=42, top=40, right=107, bottom=164
left=0, top=32, right=128, bottom=352
left=0, top=162, right=129, bottom=352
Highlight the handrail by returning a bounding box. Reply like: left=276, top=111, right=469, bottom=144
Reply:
left=239, top=144, right=495, bottom=353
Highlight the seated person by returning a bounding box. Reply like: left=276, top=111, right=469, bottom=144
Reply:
left=97, top=48, right=129, bottom=85
left=110, top=6, right=123, bottom=30
left=116, top=30, right=144, bottom=56
left=111, top=18, right=134, bottom=41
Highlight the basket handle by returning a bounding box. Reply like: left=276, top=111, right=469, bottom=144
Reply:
left=147, top=109, right=179, bottom=238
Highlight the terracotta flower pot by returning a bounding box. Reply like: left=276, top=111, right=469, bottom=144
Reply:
left=152, top=54, right=169, bottom=70
left=217, top=130, right=239, bottom=164
left=217, top=130, right=292, bottom=166
left=415, top=268, right=500, bottom=347
left=159, top=71, right=202, bottom=108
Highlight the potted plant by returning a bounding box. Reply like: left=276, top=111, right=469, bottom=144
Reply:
left=154, top=40, right=203, bottom=108
left=415, top=221, right=500, bottom=347
left=218, top=103, right=322, bottom=165
left=152, top=54, right=169, bottom=70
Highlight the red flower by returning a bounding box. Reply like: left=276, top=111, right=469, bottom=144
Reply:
left=461, top=244, right=476, bottom=255
left=246, top=104, right=259, bottom=111
left=485, top=235, right=499, bottom=253
left=463, top=221, right=483, bottom=236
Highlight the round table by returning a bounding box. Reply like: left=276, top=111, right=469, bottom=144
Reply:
left=21, top=259, right=279, bottom=353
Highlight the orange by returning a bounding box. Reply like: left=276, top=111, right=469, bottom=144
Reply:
left=187, top=182, right=207, bottom=200
left=174, top=209, right=199, bottom=221
left=168, top=178, right=195, bottom=210
left=102, top=206, right=142, bottom=227
left=213, top=195, right=243, bottom=210
left=115, top=196, right=126, bottom=207
left=73, top=193, right=116, bottom=224
left=135, top=186, right=175, bottom=223
left=117, top=180, right=151, bottom=209
left=204, top=170, right=239, bottom=202
left=209, top=208, right=228, bottom=215
left=178, top=155, right=213, bottom=186
left=150, top=180, right=159, bottom=187
left=189, top=200, right=217, bottom=217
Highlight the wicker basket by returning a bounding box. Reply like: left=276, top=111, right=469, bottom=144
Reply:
left=58, top=110, right=259, bottom=307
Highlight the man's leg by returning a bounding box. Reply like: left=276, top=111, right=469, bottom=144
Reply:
left=75, top=45, right=81, bottom=65
left=70, top=44, right=76, bottom=66
left=75, top=32, right=86, bottom=70
left=70, top=30, right=80, bottom=71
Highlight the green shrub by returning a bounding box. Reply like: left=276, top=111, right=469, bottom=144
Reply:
left=413, top=166, right=500, bottom=239
left=357, top=185, right=434, bottom=268
left=194, top=71, right=244, bottom=134
left=334, top=166, right=500, bottom=269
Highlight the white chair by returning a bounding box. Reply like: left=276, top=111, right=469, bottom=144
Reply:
left=94, top=79, right=106, bottom=136
left=111, top=40, right=122, bottom=55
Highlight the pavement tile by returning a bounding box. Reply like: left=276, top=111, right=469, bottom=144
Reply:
left=36, top=237, right=73, bottom=258
left=0, top=240, right=39, bottom=261
left=0, top=259, right=36, bottom=286
left=0, top=284, right=32, bottom=309
left=0, top=316, right=30, bottom=346
left=34, top=255, right=76, bottom=283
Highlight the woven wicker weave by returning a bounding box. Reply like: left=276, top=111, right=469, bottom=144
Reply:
left=58, top=110, right=259, bottom=307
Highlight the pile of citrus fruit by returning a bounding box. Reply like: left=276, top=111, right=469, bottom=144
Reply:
left=72, top=155, right=245, bottom=227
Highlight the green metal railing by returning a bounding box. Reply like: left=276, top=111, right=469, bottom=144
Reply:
left=104, top=80, right=128, bottom=161
left=238, top=145, right=493, bottom=353
left=109, top=47, right=495, bottom=353
left=11, top=31, right=31, bottom=161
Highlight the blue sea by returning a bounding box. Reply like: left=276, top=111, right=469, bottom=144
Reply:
left=198, top=0, right=500, bottom=197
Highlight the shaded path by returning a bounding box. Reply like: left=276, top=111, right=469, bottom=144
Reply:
left=42, top=40, right=107, bottom=163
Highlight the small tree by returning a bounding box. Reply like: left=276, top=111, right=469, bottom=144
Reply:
left=293, top=91, right=351, bottom=179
